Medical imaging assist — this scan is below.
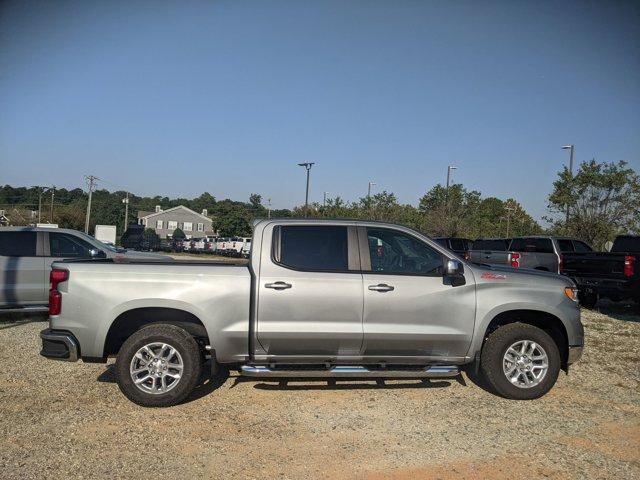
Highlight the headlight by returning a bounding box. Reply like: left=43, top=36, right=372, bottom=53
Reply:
left=564, top=286, right=579, bottom=302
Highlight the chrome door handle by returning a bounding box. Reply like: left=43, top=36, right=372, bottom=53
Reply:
left=265, top=281, right=292, bottom=290
left=368, top=283, right=394, bottom=292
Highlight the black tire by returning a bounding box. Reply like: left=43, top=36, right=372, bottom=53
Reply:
left=579, top=291, right=598, bottom=309
left=480, top=322, right=561, bottom=400
left=115, top=324, right=202, bottom=407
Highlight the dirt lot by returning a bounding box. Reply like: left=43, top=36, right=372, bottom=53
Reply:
left=0, top=305, right=638, bottom=480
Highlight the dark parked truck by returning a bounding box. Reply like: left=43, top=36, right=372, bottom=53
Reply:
left=40, top=220, right=583, bottom=407
left=561, top=235, right=640, bottom=308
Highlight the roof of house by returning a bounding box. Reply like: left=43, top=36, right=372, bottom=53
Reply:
left=138, top=205, right=212, bottom=222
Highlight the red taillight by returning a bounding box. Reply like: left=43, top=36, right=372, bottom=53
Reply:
left=49, top=269, right=69, bottom=316
left=624, top=255, right=635, bottom=278
left=510, top=252, right=520, bottom=268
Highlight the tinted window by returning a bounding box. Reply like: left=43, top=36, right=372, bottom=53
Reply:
left=611, top=236, right=640, bottom=253
left=573, top=241, right=593, bottom=253
left=449, top=239, right=467, bottom=251
left=509, top=238, right=554, bottom=253
left=50, top=233, right=97, bottom=258
left=367, top=228, right=443, bottom=275
left=472, top=239, right=509, bottom=251
left=557, top=239, right=574, bottom=252
left=433, top=238, right=447, bottom=247
left=277, top=226, right=348, bottom=271
left=0, top=232, right=37, bottom=256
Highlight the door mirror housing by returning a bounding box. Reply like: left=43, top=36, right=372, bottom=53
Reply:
left=89, top=248, right=106, bottom=258
left=444, top=259, right=464, bottom=277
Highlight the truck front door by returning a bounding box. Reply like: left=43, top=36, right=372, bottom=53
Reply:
left=256, top=224, right=363, bottom=358
left=360, top=226, right=476, bottom=361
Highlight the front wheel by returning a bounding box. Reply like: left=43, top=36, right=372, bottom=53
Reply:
left=480, top=323, right=561, bottom=400
left=115, top=324, right=203, bottom=407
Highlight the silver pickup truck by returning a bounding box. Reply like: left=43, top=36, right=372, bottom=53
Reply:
left=40, top=219, right=583, bottom=407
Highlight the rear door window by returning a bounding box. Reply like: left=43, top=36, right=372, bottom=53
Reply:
left=449, top=239, right=466, bottom=251
left=510, top=238, right=554, bottom=253
left=557, top=240, right=574, bottom=252
left=0, top=232, right=38, bottom=256
left=472, top=239, right=509, bottom=251
left=611, top=236, right=640, bottom=253
left=275, top=225, right=349, bottom=271
left=572, top=241, right=593, bottom=253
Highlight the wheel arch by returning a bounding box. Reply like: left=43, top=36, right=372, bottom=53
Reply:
left=103, top=307, right=210, bottom=358
left=481, top=309, right=569, bottom=367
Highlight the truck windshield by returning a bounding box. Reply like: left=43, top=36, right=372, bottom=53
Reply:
left=611, top=236, right=640, bottom=253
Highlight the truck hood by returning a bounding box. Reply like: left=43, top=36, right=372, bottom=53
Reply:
left=471, top=263, right=573, bottom=287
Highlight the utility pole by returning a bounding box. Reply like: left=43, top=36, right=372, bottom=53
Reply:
left=50, top=186, right=55, bottom=223
left=38, top=187, right=44, bottom=223
left=84, top=175, right=98, bottom=234
left=367, top=182, right=376, bottom=198
left=267, top=198, right=272, bottom=219
left=297, top=163, right=314, bottom=218
left=323, top=192, right=329, bottom=207
left=446, top=165, right=457, bottom=190
left=561, top=145, right=575, bottom=226
left=505, top=205, right=516, bottom=237
left=122, top=192, right=130, bottom=231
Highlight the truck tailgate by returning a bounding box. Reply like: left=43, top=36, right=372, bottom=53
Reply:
left=562, top=252, right=627, bottom=279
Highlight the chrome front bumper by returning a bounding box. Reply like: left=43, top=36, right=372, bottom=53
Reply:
left=567, top=345, right=583, bottom=365
left=40, top=329, right=79, bottom=362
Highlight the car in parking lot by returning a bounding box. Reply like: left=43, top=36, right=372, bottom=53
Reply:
left=433, top=237, right=472, bottom=260
left=0, top=226, right=166, bottom=312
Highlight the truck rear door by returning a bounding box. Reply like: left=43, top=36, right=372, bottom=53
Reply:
left=0, top=231, right=46, bottom=306
left=256, top=224, right=363, bottom=357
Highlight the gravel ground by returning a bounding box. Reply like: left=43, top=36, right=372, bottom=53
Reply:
left=0, top=305, right=638, bottom=480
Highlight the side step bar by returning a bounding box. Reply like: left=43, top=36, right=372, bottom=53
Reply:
left=240, top=365, right=459, bottom=379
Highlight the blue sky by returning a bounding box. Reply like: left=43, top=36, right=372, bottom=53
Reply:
left=1, top=0, right=638, bottom=220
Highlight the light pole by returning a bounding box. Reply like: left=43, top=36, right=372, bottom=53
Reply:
left=122, top=192, right=130, bottom=231
left=297, top=162, right=314, bottom=217
left=367, top=182, right=377, bottom=198
left=49, top=186, right=55, bottom=223
left=323, top=191, right=329, bottom=207
left=267, top=198, right=272, bottom=219
left=561, top=145, right=575, bottom=225
left=446, top=165, right=457, bottom=189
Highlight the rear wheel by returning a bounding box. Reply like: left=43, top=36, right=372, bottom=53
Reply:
left=480, top=323, right=560, bottom=400
left=115, top=324, right=202, bottom=407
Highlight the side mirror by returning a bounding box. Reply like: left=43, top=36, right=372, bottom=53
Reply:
left=89, top=249, right=105, bottom=258
left=444, top=259, right=464, bottom=277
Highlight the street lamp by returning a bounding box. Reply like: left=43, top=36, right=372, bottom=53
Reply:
left=367, top=182, right=377, bottom=198
left=298, top=162, right=315, bottom=217
left=561, top=145, right=575, bottom=225
left=323, top=191, right=329, bottom=207
left=446, top=166, right=457, bottom=189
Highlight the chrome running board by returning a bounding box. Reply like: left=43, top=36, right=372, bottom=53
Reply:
left=240, top=365, right=459, bottom=378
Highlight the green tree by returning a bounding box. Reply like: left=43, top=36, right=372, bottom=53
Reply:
left=547, top=160, right=640, bottom=248
left=172, top=227, right=186, bottom=239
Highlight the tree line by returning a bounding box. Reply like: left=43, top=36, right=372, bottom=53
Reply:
left=1, top=159, right=638, bottom=248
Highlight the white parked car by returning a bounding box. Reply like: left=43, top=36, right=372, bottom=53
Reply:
left=216, top=237, right=230, bottom=255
